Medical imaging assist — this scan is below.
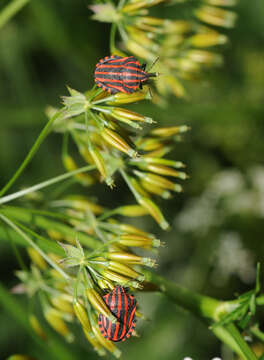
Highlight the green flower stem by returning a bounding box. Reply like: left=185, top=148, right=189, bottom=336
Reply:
left=0, top=0, right=30, bottom=29
left=0, top=164, right=95, bottom=205
left=143, top=270, right=221, bottom=320
left=143, top=271, right=258, bottom=359
left=0, top=206, right=100, bottom=250
left=110, top=23, right=117, bottom=54
left=0, top=111, right=62, bottom=198
left=0, top=213, right=70, bottom=280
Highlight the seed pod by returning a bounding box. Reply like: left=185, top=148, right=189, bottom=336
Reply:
left=101, top=128, right=137, bottom=158
left=151, top=125, right=190, bottom=137
left=107, top=252, right=156, bottom=267
left=29, top=315, right=46, bottom=340
left=51, top=295, right=74, bottom=314
left=86, top=288, right=116, bottom=323
left=27, top=247, right=47, bottom=270
left=83, top=327, right=106, bottom=356
left=106, top=89, right=150, bottom=105
left=138, top=197, right=169, bottom=230
left=115, top=204, right=149, bottom=217
left=135, top=170, right=182, bottom=192
left=195, top=6, right=237, bottom=28
left=91, top=321, right=121, bottom=358
left=189, top=32, right=227, bottom=47
left=98, top=279, right=115, bottom=290
left=108, top=261, right=144, bottom=281
left=140, top=178, right=171, bottom=199
left=73, top=300, right=93, bottom=334
left=118, top=234, right=161, bottom=248
left=44, top=308, right=74, bottom=342
left=139, top=163, right=188, bottom=179
left=63, top=155, right=94, bottom=186
left=112, top=107, right=153, bottom=124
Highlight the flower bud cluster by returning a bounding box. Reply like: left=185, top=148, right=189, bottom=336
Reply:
left=90, top=0, right=237, bottom=102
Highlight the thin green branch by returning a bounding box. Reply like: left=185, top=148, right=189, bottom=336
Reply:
left=0, top=0, right=30, bottom=29
left=0, top=213, right=70, bottom=280
left=0, top=164, right=95, bottom=205
left=0, top=111, right=62, bottom=198
left=143, top=270, right=258, bottom=359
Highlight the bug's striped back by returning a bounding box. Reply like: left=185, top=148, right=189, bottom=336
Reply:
left=98, top=286, right=137, bottom=342
left=94, top=55, right=150, bottom=94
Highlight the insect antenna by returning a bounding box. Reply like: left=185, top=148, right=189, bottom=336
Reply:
left=147, top=56, right=159, bottom=72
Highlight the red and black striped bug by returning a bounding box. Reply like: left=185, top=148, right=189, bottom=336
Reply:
left=98, top=285, right=137, bottom=342
left=94, top=55, right=157, bottom=94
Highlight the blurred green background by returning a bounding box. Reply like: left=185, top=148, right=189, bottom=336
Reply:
left=0, top=0, right=264, bottom=359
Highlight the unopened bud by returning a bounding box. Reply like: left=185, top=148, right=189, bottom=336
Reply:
left=195, top=6, right=237, bottom=28
left=115, top=204, right=149, bottom=217
left=138, top=197, right=169, bottom=230
left=140, top=178, right=171, bottom=199
left=27, top=247, right=47, bottom=270
left=119, top=233, right=161, bottom=248
left=135, top=170, right=183, bottom=192
left=101, top=128, right=137, bottom=158
left=86, top=288, right=116, bottom=323
left=98, top=279, right=115, bottom=290
left=109, top=261, right=144, bottom=281
left=83, top=327, right=106, bottom=356
left=51, top=295, right=74, bottom=314
left=107, top=89, right=150, bottom=105
left=107, top=252, right=156, bottom=267
left=44, top=308, right=74, bottom=342
left=151, top=125, right=189, bottom=137
left=189, top=32, right=228, bottom=47
left=73, top=300, right=93, bottom=333
left=29, top=315, right=46, bottom=340
left=112, top=107, right=154, bottom=124
left=91, top=320, right=121, bottom=358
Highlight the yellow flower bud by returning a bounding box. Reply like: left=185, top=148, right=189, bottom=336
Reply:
left=112, top=107, right=154, bottom=124
left=117, top=223, right=150, bottom=236
left=98, top=278, right=115, bottom=290
left=101, top=128, right=137, bottom=158
left=130, top=177, right=149, bottom=197
left=102, top=269, right=132, bottom=284
left=63, top=155, right=95, bottom=186
left=115, top=204, right=149, bottom=217
left=91, top=321, right=121, bottom=358
left=187, top=50, right=222, bottom=66
left=135, top=171, right=183, bottom=192
left=140, top=178, right=171, bottom=199
left=151, top=125, right=190, bottom=137
left=47, top=229, right=63, bottom=241
left=119, top=233, right=161, bottom=248
left=106, top=88, right=150, bottom=105
left=83, top=328, right=106, bottom=356
left=195, top=6, right=237, bottom=28
left=29, top=315, right=46, bottom=340
left=107, top=252, right=156, bottom=267
left=143, top=157, right=185, bottom=168
left=164, top=20, right=192, bottom=34
left=140, top=16, right=165, bottom=26
left=44, top=308, right=74, bottom=342
left=73, top=300, right=93, bottom=333
left=27, top=247, right=47, bottom=270
left=138, top=197, right=169, bottom=230
left=86, top=288, right=116, bottom=323
left=126, top=39, right=156, bottom=62
left=51, top=295, right=74, bottom=314
left=137, top=138, right=163, bottom=151
left=139, top=163, right=188, bottom=179
left=108, top=261, right=144, bottom=281
left=122, top=0, right=163, bottom=13
left=189, top=32, right=228, bottom=47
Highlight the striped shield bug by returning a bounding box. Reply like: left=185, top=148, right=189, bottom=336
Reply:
left=98, top=285, right=137, bottom=342
left=94, top=55, right=157, bottom=94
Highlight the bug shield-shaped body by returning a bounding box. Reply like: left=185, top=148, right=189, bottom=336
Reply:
left=94, top=55, right=155, bottom=94
left=98, top=286, right=137, bottom=342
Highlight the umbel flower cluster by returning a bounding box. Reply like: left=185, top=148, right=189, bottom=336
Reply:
left=8, top=82, right=188, bottom=358
left=91, top=0, right=237, bottom=103
left=2, top=0, right=237, bottom=358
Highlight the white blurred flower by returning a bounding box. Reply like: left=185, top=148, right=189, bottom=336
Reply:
left=211, top=232, right=255, bottom=285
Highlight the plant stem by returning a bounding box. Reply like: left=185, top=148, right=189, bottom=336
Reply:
left=0, top=0, right=30, bottom=29
left=144, top=271, right=258, bottom=359
left=0, top=164, right=95, bottom=205
left=0, top=111, right=62, bottom=197
left=0, top=213, right=70, bottom=280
